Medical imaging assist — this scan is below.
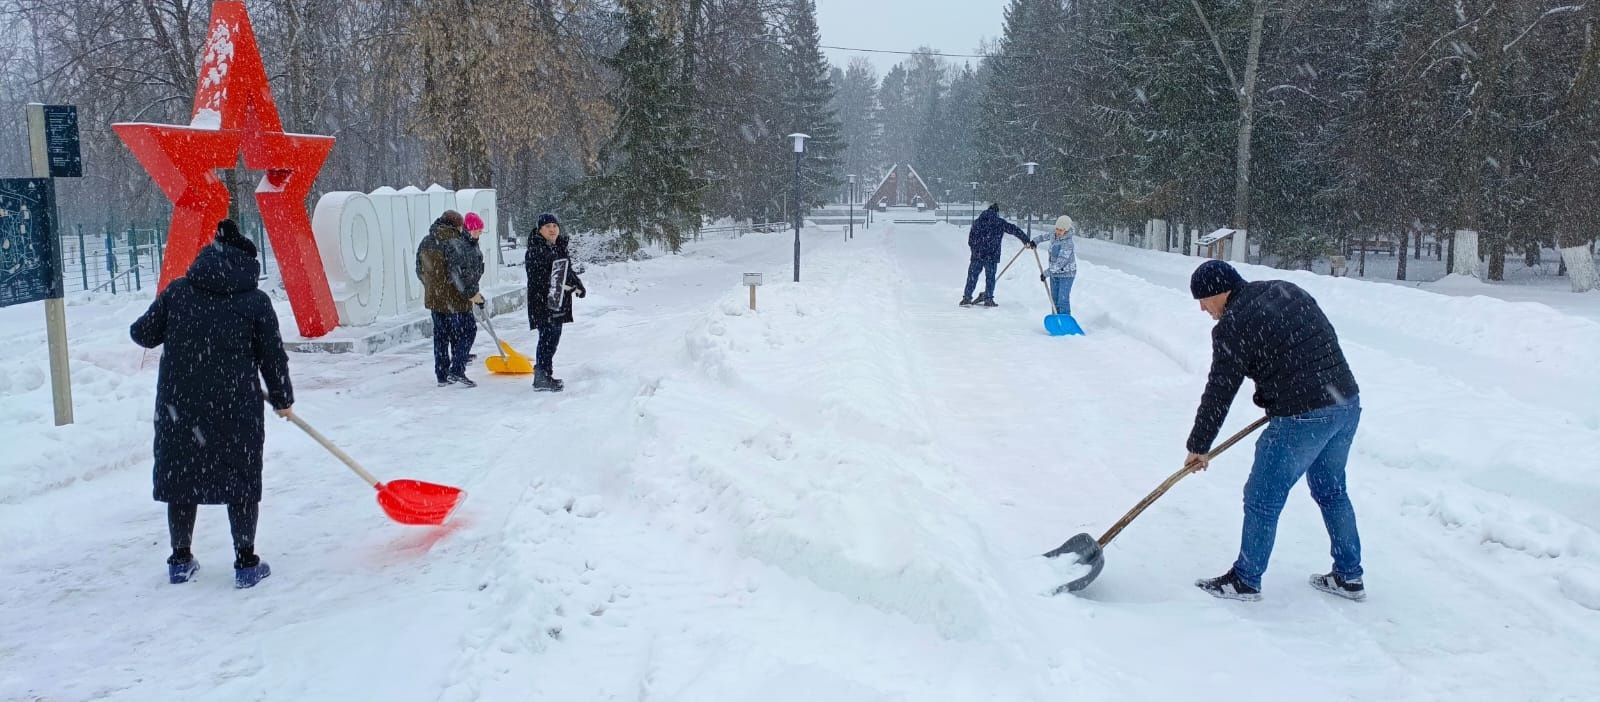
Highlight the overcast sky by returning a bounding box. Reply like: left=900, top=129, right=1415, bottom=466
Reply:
left=813, top=0, right=1011, bottom=77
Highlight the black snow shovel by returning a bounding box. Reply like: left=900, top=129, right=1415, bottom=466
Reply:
left=1044, top=416, right=1269, bottom=594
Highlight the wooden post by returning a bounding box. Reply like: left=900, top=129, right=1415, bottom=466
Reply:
left=26, top=103, right=73, bottom=425
left=744, top=272, right=763, bottom=311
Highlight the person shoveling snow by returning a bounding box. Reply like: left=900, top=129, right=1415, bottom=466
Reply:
left=1184, top=260, right=1367, bottom=602
left=130, top=219, right=289, bottom=589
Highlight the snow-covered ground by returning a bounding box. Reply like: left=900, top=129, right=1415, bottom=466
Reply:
left=2, top=223, right=1598, bottom=701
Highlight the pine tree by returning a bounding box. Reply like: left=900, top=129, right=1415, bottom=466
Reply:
left=877, top=65, right=913, bottom=165
left=831, top=57, right=881, bottom=192
left=779, top=0, right=843, bottom=209
left=566, top=0, right=704, bottom=253
left=975, top=0, right=1067, bottom=217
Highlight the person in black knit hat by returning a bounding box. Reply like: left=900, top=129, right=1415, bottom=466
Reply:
left=1183, top=259, right=1367, bottom=603
left=130, top=219, right=290, bottom=589
left=524, top=213, right=585, bottom=392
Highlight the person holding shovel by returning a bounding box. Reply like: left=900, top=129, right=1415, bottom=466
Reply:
left=462, top=212, right=488, bottom=362
left=130, top=219, right=289, bottom=589
left=524, top=213, right=586, bottom=392
left=1184, top=260, right=1366, bottom=602
left=1032, top=215, right=1078, bottom=315
left=417, top=210, right=485, bottom=388
left=961, top=203, right=1034, bottom=307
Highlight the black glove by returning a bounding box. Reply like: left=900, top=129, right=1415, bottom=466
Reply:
left=575, top=286, right=587, bottom=299
left=1026, top=241, right=1038, bottom=249
left=1040, top=274, right=1047, bottom=282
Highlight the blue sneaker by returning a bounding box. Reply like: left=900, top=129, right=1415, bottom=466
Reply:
left=168, top=559, right=199, bottom=584
left=234, top=561, right=271, bottom=589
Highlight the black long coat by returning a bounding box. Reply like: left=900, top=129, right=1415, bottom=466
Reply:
left=130, top=240, right=293, bottom=504
left=524, top=234, right=585, bottom=327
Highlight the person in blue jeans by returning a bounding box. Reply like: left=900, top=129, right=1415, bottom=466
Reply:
left=960, top=204, right=1034, bottom=307
left=1184, top=260, right=1366, bottom=602
left=1032, top=215, right=1077, bottom=315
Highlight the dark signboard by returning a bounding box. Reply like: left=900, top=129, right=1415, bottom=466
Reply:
left=43, top=106, right=82, bottom=178
left=0, top=178, right=60, bottom=306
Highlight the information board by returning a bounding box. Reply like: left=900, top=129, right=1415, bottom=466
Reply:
left=0, top=178, right=60, bottom=306
left=42, top=106, right=82, bottom=178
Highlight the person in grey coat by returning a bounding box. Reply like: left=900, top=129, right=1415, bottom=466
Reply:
left=1032, top=215, right=1078, bottom=315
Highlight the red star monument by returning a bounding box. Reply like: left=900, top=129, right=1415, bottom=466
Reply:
left=114, top=1, right=339, bottom=337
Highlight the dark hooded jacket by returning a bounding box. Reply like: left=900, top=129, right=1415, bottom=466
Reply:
left=524, top=234, right=585, bottom=327
left=967, top=207, right=1032, bottom=261
left=130, top=237, right=292, bottom=504
left=416, top=217, right=484, bottom=314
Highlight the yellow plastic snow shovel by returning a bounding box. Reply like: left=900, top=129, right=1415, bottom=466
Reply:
left=476, top=303, right=534, bottom=375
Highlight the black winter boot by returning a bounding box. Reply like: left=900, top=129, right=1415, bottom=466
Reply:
left=533, top=370, right=564, bottom=393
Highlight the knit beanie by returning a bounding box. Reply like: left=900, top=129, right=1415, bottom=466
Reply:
left=1055, top=215, right=1074, bottom=231
left=1190, top=259, right=1245, bottom=299
left=215, top=219, right=258, bottom=258
left=536, top=213, right=560, bottom=229
left=463, top=212, right=485, bottom=232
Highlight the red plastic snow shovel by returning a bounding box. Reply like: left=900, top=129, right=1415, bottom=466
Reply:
left=1044, top=416, right=1268, bottom=594
left=282, top=412, right=465, bottom=526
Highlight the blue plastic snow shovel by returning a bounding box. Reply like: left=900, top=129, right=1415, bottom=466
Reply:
left=1044, top=417, right=1268, bottom=594
left=1034, top=249, right=1083, bottom=336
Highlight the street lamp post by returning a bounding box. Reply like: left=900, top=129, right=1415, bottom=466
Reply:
left=969, top=181, right=978, bottom=224
left=1022, top=162, right=1039, bottom=238
left=847, top=174, right=856, bottom=241
left=789, top=133, right=809, bottom=282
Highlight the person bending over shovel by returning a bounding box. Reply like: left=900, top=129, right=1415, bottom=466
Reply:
left=960, top=203, right=1034, bottom=307
left=1184, top=260, right=1366, bottom=602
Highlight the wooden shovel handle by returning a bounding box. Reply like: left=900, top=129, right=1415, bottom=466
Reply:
left=996, top=246, right=1027, bottom=279
left=1096, top=416, right=1269, bottom=547
left=1031, top=248, right=1057, bottom=314
left=283, top=411, right=383, bottom=489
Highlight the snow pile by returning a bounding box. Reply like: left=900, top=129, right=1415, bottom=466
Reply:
left=634, top=244, right=1002, bottom=639
left=0, top=296, right=160, bottom=504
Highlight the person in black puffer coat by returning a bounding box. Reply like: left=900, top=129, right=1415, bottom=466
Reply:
left=130, top=219, right=290, bottom=589
left=1182, top=260, right=1366, bottom=604
left=524, top=213, right=585, bottom=392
